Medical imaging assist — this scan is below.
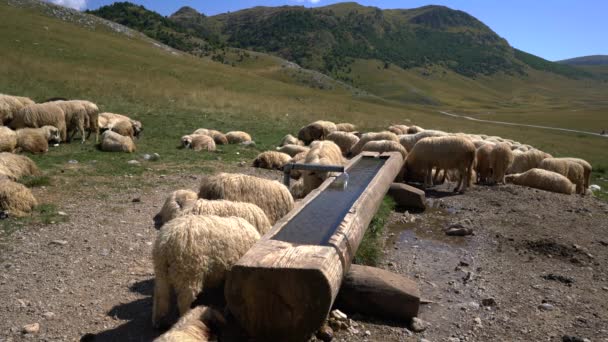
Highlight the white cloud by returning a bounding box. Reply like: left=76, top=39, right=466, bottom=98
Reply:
left=295, top=0, right=321, bottom=4
left=48, top=0, right=87, bottom=10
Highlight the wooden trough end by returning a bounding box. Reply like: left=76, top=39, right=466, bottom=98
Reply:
left=225, top=152, right=404, bottom=340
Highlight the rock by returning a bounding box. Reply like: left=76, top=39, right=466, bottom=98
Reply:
left=57, top=211, right=67, bottom=216
left=127, top=160, right=140, bottom=165
left=132, top=197, right=141, bottom=203
left=0, top=211, right=8, bottom=220
left=100, top=249, right=110, bottom=256
left=50, top=240, right=68, bottom=246
left=364, top=330, right=371, bottom=336
left=143, top=153, right=160, bottom=161
left=315, top=323, right=333, bottom=342
left=410, top=317, right=428, bottom=332
left=22, top=323, right=39, bottom=334
left=539, top=303, right=555, bottom=311
left=562, top=336, right=587, bottom=342
left=445, top=226, right=473, bottom=236
left=240, top=141, right=256, bottom=147
left=43, top=312, right=55, bottom=320
left=330, top=309, right=347, bottom=321
left=481, top=298, right=497, bottom=307
left=474, top=317, right=482, bottom=327
left=589, top=184, right=601, bottom=192
left=602, top=286, right=608, bottom=291
left=387, top=183, right=426, bottom=211
left=67, top=160, right=78, bottom=164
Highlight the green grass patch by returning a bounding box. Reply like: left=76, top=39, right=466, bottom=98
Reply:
left=354, top=196, right=396, bottom=266
left=19, top=175, right=51, bottom=188
left=0, top=203, right=68, bottom=240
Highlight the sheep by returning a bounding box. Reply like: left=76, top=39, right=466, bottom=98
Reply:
left=326, top=131, right=359, bottom=155
left=0, top=179, right=37, bottom=217
left=539, top=158, right=586, bottom=194
left=181, top=134, right=216, bottom=152
left=560, top=158, right=592, bottom=190
left=73, top=100, right=100, bottom=142
left=0, top=94, right=34, bottom=125
left=279, top=134, right=304, bottom=147
left=0, top=153, right=40, bottom=180
left=225, top=131, right=252, bottom=144
left=153, top=305, right=225, bottom=342
left=9, top=103, right=67, bottom=142
left=399, top=130, right=448, bottom=152
left=208, top=130, right=228, bottom=145
left=152, top=215, right=260, bottom=327
left=51, top=101, right=88, bottom=143
left=98, top=112, right=143, bottom=138
left=100, top=130, right=136, bottom=153
left=350, top=131, right=399, bottom=156
left=156, top=189, right=199, bottom=226
left=475, top=144, right=494, bottom=184
left=288, top=151, right=307, bottom=180
left=0, top=126, right=17, bottom=152
left=290, top=179, right=306, bottom=200
left=388, top=125, right=409, bottom=135
left=403, top=136, right=476, bottom=192
left=505, top=168, right=575, bottom=195
left=302, top=140, right=345, bottom=196
left=252, top=151, right=292, bottom=170
left=335, top=123, right=356, bottom=132
left=407, top=125, right=424, bottom=134
left=16, top=128, right=49, bottom=154
left=361, top=140, right=407, bottom=159
left=507, top=149, right=552, bottom=174
left=489, top=143, right=515, bottom=184
left=199, top=173, right=294, bottom=225
left=109, top=119, right=135, bottom=138
left=298, top=120, right=337, bottom=145
left=276, top=144, right=309, bottom=157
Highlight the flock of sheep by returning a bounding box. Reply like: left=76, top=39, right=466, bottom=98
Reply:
left=150, top=120, right=593, bottom=340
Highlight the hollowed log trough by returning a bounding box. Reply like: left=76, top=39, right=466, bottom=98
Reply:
left=225, top=152, right=405, bottom=340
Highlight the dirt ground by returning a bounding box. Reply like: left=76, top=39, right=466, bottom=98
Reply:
left=1, top=168, right=607, bottom=342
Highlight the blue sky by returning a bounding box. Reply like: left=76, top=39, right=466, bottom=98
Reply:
left=55, top=0, right=607, bottom=61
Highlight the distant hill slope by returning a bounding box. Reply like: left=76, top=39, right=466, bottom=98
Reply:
left=558, top=55, right=608, bottom=66
left=91, top=2, right=589, bottom=80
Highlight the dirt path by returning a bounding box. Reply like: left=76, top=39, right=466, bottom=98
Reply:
left=438, top=111, right=608, bottom=137
left=1, top=170, right=608, bottom=341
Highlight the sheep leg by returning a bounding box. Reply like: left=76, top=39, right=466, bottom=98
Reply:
left=79, top=123, right=86, bottom=144
left=152, top=273, right=171, bottom=328
left=454, top=168, right=464, bottom=193
left=176, top=284, right=200, bottom=316
left=424, top=168, right=432, bottom=189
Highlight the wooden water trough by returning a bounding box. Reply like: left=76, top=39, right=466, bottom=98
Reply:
left=225, top=151, right=405, bottom=340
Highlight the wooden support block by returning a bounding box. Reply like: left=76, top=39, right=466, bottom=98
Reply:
left=335, top=264, right=420, bottom=321
left=388, top=183, right=426, bottom=211
left=225, top=152, right=404, bottom=341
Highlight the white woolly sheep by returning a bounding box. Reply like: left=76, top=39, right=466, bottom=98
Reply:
left=399, top=130, right=448, bottom=152
left=72, top=100, right=100, bottom=142
left=16, top=128, right=49, bottom=154
left=156, top=189, right=199, bottom=225
left=475, top=143, right=494, bottom=184
left=100, top=130, right=136, bottom=153
left=0, top=152, right=40, bottom=180
left=560, top=158, right=592, bottom=190
left=51, top=100, right=88, bottom=143
left=253, top=151, right=292, bottom=170
left=279, top=134, right=304, bottom=147
left=335, top=123, right=356, bottom=132
left=388, top=124, right=409, bottom=135
left=0, top=179, right=37, bottom=217
left=199, top=173, right=294, bottom=225
left=361, top=140, right=408, bottom=159
left=152, top=215, right=260, bottom=327
left=110, top=120, right=135, bottom=138
left=288, top=151, right=307, bottom=180
left=298, top=120, right=337, bottom=145
left=181, top=134, right=216, bottom=152
left=153, top=305, right=225, bottom=342
left=489, top=142, right=515, bottom=184
left=225, top=131, right=252, bottom=144
left=0, top=126, right=17, bottom=152
left=9, top=103, right=67, bottom=142
left=404, top=136, right=476, bottom=192
left=302, top=140, right=345, bottom=196
left=276, top=144, right=309, bottom=157
left=326, top=131, right=359, bottom=155
left=507, top=149, right=552, bottom=174
left=350, top=131, right=399, bottom=156
left=98, top=112, right=143, bottom=139
left=505, top=168, right=575, bottom=195
left=539, top=158, right=586, bottom=194
left=0, top=94, right=34, bottom=125
left=407, top=125, right=424, bottom=134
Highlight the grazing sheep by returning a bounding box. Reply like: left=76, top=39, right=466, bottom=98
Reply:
left=98, top=112, right=143, bottom=138
left=276, top=144, right=309, bottom=157
left=100, top=130, right=136, bottom=153
left=326, top=131, right=360, bottom=155
left=399, top=130, right=448, bottom=152
left=225, top=131, right=252, bottom=144
left=9, top=103, right=67, bottom=142
left=489, top=143, right=515, bottom=184
left=153, top=305, right=225, bottom=342
left=505, top=168, right=575, bottom=195
left=288, top=151, right=307, bottom=180
left=253, top=151, right=292, bottom=170
left=156, top=189, right=199, bottom=226
left=16, top=128, right=49, bottom=154
left=302, top=140, right=346, bottom=196
left=279, top=134, right=304, bottom=147
left=51, top=101, right=88, bottom=143
left=199, top=173, right=294, bottom=225
left=181, top=134, right=216, bottom=152
left=350, top=131, right=399, bottom=156
left=475, top=144, right=494, bottom=184
left=290, top=179, right=306, bottom=200
left=404, top=136, right=476, bottom=192
left=0, top=126, right=17, bottom=152
left=0, top=179, right=37, bottom=217
left=110, top=120, right=135, bottom=138
left=407, top=125, right=424, bottom=134
left=0, top=94, right=34, bottom=125
left=560, top=158, right=592, bottom=190
left=152, top=215, right=260, bottom=326
left=539, top=158, right=586, bottom=194
left=0, top=153, right=40, bottom=180
left=388, top=125, right=409, bottom=135
left=180, top=200, right=272, bottom=235
left=208, top=130, right=228, bottom=145
left=361, top=140, right=408, bottom=159
left=73, top=100, right=100, bottom=142
left=298, top=120, right=337, bottom=145
left=507, top=149, right=552, bottom=174
left=335, top=123, right=356, bottom=132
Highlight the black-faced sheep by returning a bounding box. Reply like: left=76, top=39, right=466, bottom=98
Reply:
left=276, top=144, right=309, bottom=157
left=0, top=153, right=40, bottom=180
left=302, top=140, right=345, bottom=196
left=9, top=103, right=67, bottom=142
left=279, top=134, right=304, bottom=147
left=181, top=134, right=216, bottom=152
left=153, top=305, right=225, bottom=342
left=225, top=131, right=252, bottom=144
left=100, top=130, right=136, bottom=153
left=335, top=122, right=356, bottom=132
left=326, top=131, right=360, bottom=155
left=298, top=120, right=337, bottom=145
left=539, top=158, right=586, bottom=194
left=252, top=151, right=292, bottom=170
left=404, top=136, right=476, bottom=192
left=0, top=126, right=17, bottom=152
left=505, top=168, right=575, bottom=195
left=152, top=215, right=260, bottom=327
left=199, top=173, right=294, bottom=225
left=350, top=131, right=399, bottom=156
left=0, top=178, right=37, bottom=217
left=361, top=140, right=408, bottom=159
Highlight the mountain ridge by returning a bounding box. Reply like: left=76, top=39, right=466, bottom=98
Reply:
left=558, top=55, right=608, bottom=66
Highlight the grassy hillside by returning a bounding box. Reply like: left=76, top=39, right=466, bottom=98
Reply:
left=1, top=0, right=607, bottom=192
left=558, top=55, right=608, bottom=66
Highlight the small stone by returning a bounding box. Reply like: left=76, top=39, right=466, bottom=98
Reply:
left=315, top=323, right=333, bottom=342
left=410, top=317, right=428, bottom=332
left=481, top=298, right=497, bottom=307
left=330, top=309, right=347, bottom=321
left=120, top=220, right=127, bottom=224
left=446, top=227, right=473, bottom=236
left=100, top=249, right=110, bottom=256
left=602, top=286, right=608, bottom=291
left=22, top=323, right=39, bottom=334
left=67, top=159, right=78, bottom=164
left=539, top=303, right=555, bottom=311
left=132, top=198, right=141, bottom=203
left=388, top=262, right=396, bottom=267
left=364, top=330, right=371, bottom=336
left=127, top=160, right=140, bottom=165
left=57, top=211, right=67, bottom=216
left=347, top=326, right=359, bottom=335
left=50, top=240, right=68, bottom=246
left=240, top=141, right=256, bottom=147
left=43, top=312, right=55, bottom=319
left=474, top=317, right=482, bottom=327
left=237, top=161, right=246, bottom=167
